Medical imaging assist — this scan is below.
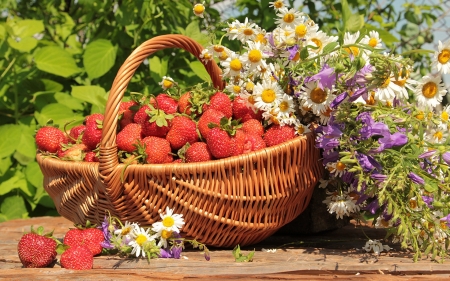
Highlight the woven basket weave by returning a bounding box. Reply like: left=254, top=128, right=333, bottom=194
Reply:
left=36, top=34, right=323, bottom=247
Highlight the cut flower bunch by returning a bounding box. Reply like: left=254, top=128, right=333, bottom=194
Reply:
left=192, top=0, right=450, bottom=261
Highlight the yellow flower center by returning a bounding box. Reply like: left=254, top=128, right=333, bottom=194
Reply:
left=203, top=53, right=212, bottom=60
left=273, top=0, right=284, bottom=9
left=161, top=229, right=173, bottom=239
left=345, top=46, right=359, bottom=56
left=248, top=95, right=256, bottom=104
left=297, top=126, right=305, bottom=134
left=248, top=49, right=262, bottom=63
left=232, top=85, right=241, bottom=94
left=279, top=101, right=289, bottom=112
left=323, top=107, right=332, bottom=117
left=311, top=38, right=322, bottom=51
left=292, top=52, right=300, bottom=62
left=422, top=81, right=437, bottom=98
left=230, top=58, right=243, bottom=71
left=419, top=229, right=426, bottom=238
left=302, top=106, right=311, bottom=112
left=163, top=216, right=175, bottom=227
left=243, top=28, right=254, bottom=36
left=213, top=45, right=224, bottom=52
left=336, top=162, right=346, bottom=171
left=380, top=219, right=390, bottom=227
left=438, top=49, right=450, bottom=64
left=193, top=4, right=205, bottom=14
left=246, top=81, right=254, bottom=92
left=441, top=111, right=449, bottom=122
left=135, top=234, right=147, bottom=246
left=310, top=87, right=327, bottom=103
left=261, top=89, right=276, bottom=103
left=440, top=221, right=448, bottom=230
left=283, top=13, right=295, bottom=24
left=393, top=78, right=406, bottom=87
left=219, top=51, right=228, bottom=61
left=121, top=226, right=131, bottom=236
left=365, top=92, right=376, bottom=105
left=434, top=131, right=443, bottom=141
left=416, top=111, right=424, bottom=120
left=163, top=80, right=173, bottom=88
left=368, top=38, right=378, bottom=47
left=295, top=24, right=307, bottom=37
left=380, top=77, right=390, bottom=88
left=409, top=199, right=418, bottom=209
left=255, top=33, right=267, bottom=44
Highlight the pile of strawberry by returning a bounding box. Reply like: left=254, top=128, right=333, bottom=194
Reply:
left=17, top=223, right=104, bottom=270
left=35, top=90, right=298, bottom=164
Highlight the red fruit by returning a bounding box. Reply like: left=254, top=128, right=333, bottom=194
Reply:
left=166, top=116, right=199, bottom=150
left=242, top=119, right=264, bottom=136
left=232, top=96, right=262, bottom=122
left=142, top=120, right=170, bottom=138
left=243, top=134, right=266, bottom=153
left=116, top=123, right=142, bottom=153
left=82, top=114, right=104, bottom=150
left=154, top=94, right=178, bottom=114
left=197, top=109, right=225, bottom=139
left=133, top=105, right=151, bottom=125
left=35, top=126, right=68, bottom=153
left=60, top=245, right=93, bottom=270
left=63, top=228, right=104, bottom=256
left=206, top=127, right=232, bottom=159
left=119, top=100, right=138, bottom=114
left=172, top=158, right=183, bottom=163
left=209, top=92, right=232, bottom=118
left=17, top=227, right=57, bottom=268
left=84, top=151, right=99, bottom=162
left=186, top=142, right=213, bottom=163
left=178, top=92, right=193, bottom=115
left=264, top=125, right=296, bottom=147
left=119, top=101, right=137, bottom=130
left=68, top=125, right=86, bottom=143
left=58, top=143, right=88, bottom=161
left=142, top=136, right=173, bottom=164
left=230, top=129, right=246, bottom=156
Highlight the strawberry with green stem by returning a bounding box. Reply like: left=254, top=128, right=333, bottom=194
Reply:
left=17, top=226, right=58, bottom=268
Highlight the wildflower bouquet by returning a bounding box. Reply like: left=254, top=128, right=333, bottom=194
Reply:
left=192, top=0, right=450, bottom=261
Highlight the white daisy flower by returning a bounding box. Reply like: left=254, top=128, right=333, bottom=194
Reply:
left=374, top=216, right=394, bottom=229
left=253, top=26, right=268, bottom=46
left=222, top=19, right=241, bottom=41
left=193, top=1, right=206, bottom=18
left=128, top=226, right=155, bottom=258
left=199, top=48, right=213, bottom=64
left=253, top=60, right=274, bottom=80
left=438, top=105, right=450, bottom=126
left=374, top=76, right=403, bottom=101
left=226, top=80, right=245, bottom=96
left=234, top=18, right=259, bottom=43
left=275, top=7, right=303, bottom=29
left=271, top=26, right=296, bottom=47
left=391, top=68, right=417, bottom=100
left=432, top=40, right=450, bottom=75
left=306, top=30, right=339, bottom=57
left=272, top=93, right=295, bottom=119
left=114, top=221, right=137, bottom=237
left=294, top=17, right=319, bottom=40
left=155, top=229, right=174, bottom=249
left=414, top=74, right=447, bottom=110
left=425, top=126, right=447, bottom=144
left=159, top=76, right=176, bottom=90
left=220, top=52, right=245, bottom=78
left=269, top=0, right=285, bottom=10
left=361, top=30, right=382, bottom=49
left=299, top=80, right=334, bottom=115
left=151, top=206, right=185, bottom=234
left=363, top=239, right=390, bottom=255
left=408, top=196, right=422, bottom=212
left=294, top=122, right=311, bottom=135
left=326, top=161, right=347, bottom=177
left=318, top=107, right=333, bottom=125
left=253, top=79, right=283, bottom=111
left=241, top=41, right=268, bottom=72
left=343, top=31, right=361, bottom=57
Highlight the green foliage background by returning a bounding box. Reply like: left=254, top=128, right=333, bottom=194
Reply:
left=0, top=0, right=445, bottom=221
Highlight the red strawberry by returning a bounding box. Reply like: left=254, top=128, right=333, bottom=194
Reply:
left=84, top=151, right=99, bottom=162
left=186, top=142, right=213, bottom=162
left=209, top=91, right=232, bottom=118
left=197, top=109, right=225, bottom=139
left=119, top=100, right=138, bottom=130
left=243, top=134, right=266, bottom=153
left=63, top=227, right=104, bottom=256
left=242, top=119, right=264, bottom=136
left=153, top=94, right=178, bottom=114
left=142, top=121, right=170, bottom=138
left=82, top=114, right=103, bottom=150
left=178, top=92, right=193, bottom=115
left=230, top=129, right=246, bottom=156
left=264, top=125, right=296, bottom=147
left=166, top=116, right=199, bottom=150
left=60, top=245, right=93, bottom=270
left=142, top=136, right=173, bottom=164
left=172, top=158, right=183, bottom=163
left=116, top=123, right=142, bottom=153
left=206, top=127, right=233, bottom=159
left=63, top=228, right=84, bottom=248
left=68, top=125, right=86, bottom=143
left=35, top=126, right=68, bottom=153
left=17, top=226, right=57, bottom=268
left=232, top=96, right=262, bottom=122
left=58, top=143, right=88, bottom=161
left=133, top=105, right=151, bottom=125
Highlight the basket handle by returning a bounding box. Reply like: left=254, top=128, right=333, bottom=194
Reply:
left=99, top=34, right=224, bottom=173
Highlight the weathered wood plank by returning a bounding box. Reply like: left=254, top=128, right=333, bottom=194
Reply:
left=1, top=216, right=450, bottom=280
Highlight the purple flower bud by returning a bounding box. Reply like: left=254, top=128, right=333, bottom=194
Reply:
left=364, top=199, right=380, bottom=214
left=356, top=112, right=374, bottom=125
left=370, top=173, right=387, bottom=182
left=422, top=196, right=433, bottom=208
left=322, top=150, right=339, bottom=165
left=375, top=132, right=408, bottom=152
left=419, top=150, right=437, bottom=159
left=204, top=250, right=211, bottom=261
left=356, top=153, right=382, bottom=172
left=331, top=92, right=348, bottom=108
left=360, top=122, right=390, bottom=140
left=443, top=152, right=450, bottom=165
left=348, top=87, right=368, bottom=102
left=408, top=172, right=425, bottom=185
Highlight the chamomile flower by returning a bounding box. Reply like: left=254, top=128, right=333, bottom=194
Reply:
left=374, top=75, right=403, bottom=101
left=299, top=81, right=334, bottom=115
left=275, top=7, right=303, bottom=29
left=159, top=76, right=176, bottom=90
left=226, top=80, right=245, bottom=96
left=318, top=107, right=333, bottom=124
left=151, top=207, right=185, bottom=234
left=322, top=192, right=358, bottom=219
left=241, top=41, right=268, bottom=72
left=272, top=93, right=295, bottom=119
left=363, top=239, right=390, bottom=255
left=438, top=105, right=450, bottom=126
left=414, top=74, right=447, bottom=110
left=155, top=229, right=174, bottom=249
left=235, top=18, right=258, bottom=43
left=193, top=2, right=206, bottom=18
left=114, top=221, right=136, bottom=237
left=306, top=30, right=339, bottom=57
left=199, top=48, right=213, bottom=64
left=326, top=160, right=347, bottom=177
left=390, top=68, right=416, bottom=100
left=269, top=0, right=285, bottom=10
left=343, top=31, right=361, bottom=57
left=271, top=26, right=296, bottom=47
left=253, top=26, right=268, bottom=46
left=425, top=126, right=447, bottom=144
left=220, top=52, right=245, bottom=78
left=128, top=225, right=155, bottom=258
left=361, top=30, right=382, bottom=49
left=253, top=79, right=283, bottom=111
left=253, top=60, right=273, bottom=80
left=374, top=216, right=394, bottom=229
left=432, top=40, right=450, bottom=75
left=294, top=122, right=311, bottom=135
left=294, top=16, right=319, bottom=40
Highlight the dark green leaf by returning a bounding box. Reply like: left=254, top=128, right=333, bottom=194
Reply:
left=34, top=46, right=82, bottom=77
left=83, top=39, right=118, bottom=80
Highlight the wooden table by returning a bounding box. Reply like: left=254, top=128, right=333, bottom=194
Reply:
left=1, top=216, right=450, bottom=280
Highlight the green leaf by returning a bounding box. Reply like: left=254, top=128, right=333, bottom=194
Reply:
left=71, top=85, right=107, bottom=111
left=0, top=195, right=28, bottom=220
left=25, top=161, right=43, bottom=189
left=41, top=79, right=64, bottom=92
left=322, top=42, right=339, bottom=54
left=189, top=61, right=211, bottom=83
left=341, top=0, right=352, bottom=27
left=7, top=36, right=38, bottom=52
left=83, top=39, right=117, bottom=80
left=54, top=92, right=84, bottom=111
left=364, top=24, right=399, bottom=45
left=14, top=125, right=37, bottom=165
left=9, top=19, right=44, bottom=38
left=346, top=14, right=364, bottom=33
left=34, top=46, right=82, bottom=77
left=0, top=157, right=12, bottom=176
left=0, top=171, right=23, bottom=196
left=0, top=124, right=22, bottom=158
left=34, top=103, right=82, bottom=127
left=36, top=194, right=55, bottom=209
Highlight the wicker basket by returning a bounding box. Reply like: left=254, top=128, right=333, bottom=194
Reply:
left=36, top=34, right=323, bottom=247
